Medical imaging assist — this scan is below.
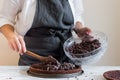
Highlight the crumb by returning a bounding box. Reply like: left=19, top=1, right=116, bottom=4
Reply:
left=9, top=77, right=12, bottom=79
left=6, top=77, right=12, bottom=79
left=90, top=72, right=93, bottom=74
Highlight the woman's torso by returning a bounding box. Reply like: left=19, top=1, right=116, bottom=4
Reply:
left=15, top=0, right=75, bottom=36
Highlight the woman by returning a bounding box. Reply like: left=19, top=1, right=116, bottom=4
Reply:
left=0, top=0, right=91, bottom=65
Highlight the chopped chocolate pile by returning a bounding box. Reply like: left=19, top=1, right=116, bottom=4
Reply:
left=59, top=62, right=75, bottom=70
left=36, top=62, right=76, bottom=71
left=68, top=35, right=101, bottom=54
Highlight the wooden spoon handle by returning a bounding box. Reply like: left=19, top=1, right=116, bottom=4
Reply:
left=25, top=50, right=46, bottom=62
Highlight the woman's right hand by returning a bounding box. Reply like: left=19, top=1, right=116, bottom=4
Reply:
left=0, top=24, right=26, bottom=55
left=7, top=33, right=26, bottom=55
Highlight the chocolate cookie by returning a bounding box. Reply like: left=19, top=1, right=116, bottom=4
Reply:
left=103, top=70, right=120, bottom=80
left=29, top=62, right=82, bottom=74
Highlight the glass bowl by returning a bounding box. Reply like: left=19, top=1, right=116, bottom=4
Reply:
left=63, top=31, right=108, bottom=65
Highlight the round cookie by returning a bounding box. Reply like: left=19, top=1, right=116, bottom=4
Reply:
left=103, top=70, right=120, bottom=80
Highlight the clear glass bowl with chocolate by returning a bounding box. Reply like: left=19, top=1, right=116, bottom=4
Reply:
left=63, top=31, right=108, bottom=65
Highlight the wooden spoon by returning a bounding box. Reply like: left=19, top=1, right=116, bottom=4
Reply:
left=25, top=50, right=60, bottom=65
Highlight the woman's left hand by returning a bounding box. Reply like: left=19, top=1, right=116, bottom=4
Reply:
left=74, top=21, right=92, bottom=37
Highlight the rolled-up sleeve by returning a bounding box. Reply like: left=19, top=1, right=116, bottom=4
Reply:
left=73, top=0, right=84, bottom=24
left=0, top=0, right=21, bottom=28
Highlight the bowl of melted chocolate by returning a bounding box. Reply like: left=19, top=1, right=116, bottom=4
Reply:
left=63, top=31, right=108, bottom=65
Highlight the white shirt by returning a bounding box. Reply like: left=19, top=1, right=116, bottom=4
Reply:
left=0, top=0, right=84, bottom=36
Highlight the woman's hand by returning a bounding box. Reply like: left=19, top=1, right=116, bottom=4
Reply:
left=74, top=21, right=92, bottom=37
left=0, top=24, right=26, bottom=55
left=7, top=33, right=26, bottom=55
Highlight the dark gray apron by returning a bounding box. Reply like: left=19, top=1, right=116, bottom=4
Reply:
left=18, top=0, right=74, bottom=65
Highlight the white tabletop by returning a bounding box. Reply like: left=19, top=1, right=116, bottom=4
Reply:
left=0, top=66, right=120, bottom=80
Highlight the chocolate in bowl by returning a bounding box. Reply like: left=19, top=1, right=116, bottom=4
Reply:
left=67, top=39, right=101, bottom=57
left=63, top=31, right=108, bottom=65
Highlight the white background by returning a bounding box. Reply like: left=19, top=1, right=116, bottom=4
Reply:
left=0, top=0, right=120, bottom=65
